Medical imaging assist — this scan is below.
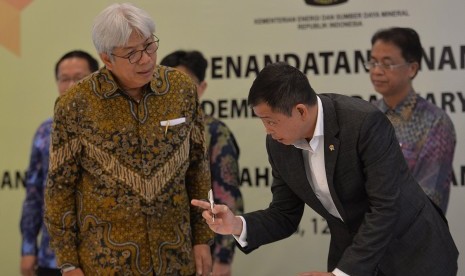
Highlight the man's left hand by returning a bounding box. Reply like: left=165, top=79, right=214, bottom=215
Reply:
left=193, top=244, right=212, bottom=276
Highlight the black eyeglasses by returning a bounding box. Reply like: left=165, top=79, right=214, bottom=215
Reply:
left=112, top=36, right=160, bottom=64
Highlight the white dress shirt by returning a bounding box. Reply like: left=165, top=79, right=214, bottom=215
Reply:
left=235, top=97, right=349, bottom=276
left=293, top=97, right=342, bottom=220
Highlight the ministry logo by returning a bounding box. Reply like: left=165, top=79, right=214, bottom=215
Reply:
left=305, top=0, right=348, bottom=6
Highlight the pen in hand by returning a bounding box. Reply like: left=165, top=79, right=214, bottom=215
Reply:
left=208, top=189, right=215, bottom=222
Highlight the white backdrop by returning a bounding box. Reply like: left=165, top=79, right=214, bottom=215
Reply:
left=0, top=0, right=463, bottom=275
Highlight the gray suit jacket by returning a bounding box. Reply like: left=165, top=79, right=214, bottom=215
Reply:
left=241, top=94, right=458, bottom=276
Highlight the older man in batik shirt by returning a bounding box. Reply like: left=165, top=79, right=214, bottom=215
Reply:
left=45, top=3, right=213, bottom=275
left=45, top=64, right=214, bottom=275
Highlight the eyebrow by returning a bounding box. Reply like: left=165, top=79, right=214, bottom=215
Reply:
left=258, top=116, right=274, bottom=120
left=120, top=37, right=153, bottom=51
left=370, top=56, right=395, bottom=61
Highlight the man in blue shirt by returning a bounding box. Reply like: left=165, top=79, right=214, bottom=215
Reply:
left=20, top=50, right=98, bottom=276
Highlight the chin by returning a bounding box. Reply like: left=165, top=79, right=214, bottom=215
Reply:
left=278, top=139, right=292, bottom=145
left=134, top=77, right=151, bottom=87
left=373, top=86, right=390, bottom=95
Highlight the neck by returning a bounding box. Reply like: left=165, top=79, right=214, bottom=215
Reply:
left=305, top=104, right=319, bottom=142
left=111, top=72, right=145, bottom=102
left=383, top=87, right=412, bottom=109
left=122, top=87, right=144, bottom=103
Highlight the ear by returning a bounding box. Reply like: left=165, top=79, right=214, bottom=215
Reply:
left=409, top=62, right=420, bottom=79
left=100, top=53, right=114, bottom=70
left=197, top=81, right=208, bottom=98
left=295, top=104, right=308, bottom=118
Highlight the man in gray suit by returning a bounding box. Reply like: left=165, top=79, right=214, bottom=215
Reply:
left=192, top=62, right=458, bottom=276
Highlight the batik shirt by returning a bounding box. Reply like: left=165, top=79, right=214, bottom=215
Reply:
left=204, top=116, right=244, bottom=264
left=374, top=91, right=456, bottom=213
left=44, top=66, right=214, bottom=275
left=20, top=118, right=57, bottom=269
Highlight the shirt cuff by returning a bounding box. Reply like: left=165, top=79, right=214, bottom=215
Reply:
left=21, top=243, right=38, bottom=256
left=333, top=268, right=350, bottom=276
left=232, top=216, right=248, bottom=247
left=61, top=265, right=77, bottom=273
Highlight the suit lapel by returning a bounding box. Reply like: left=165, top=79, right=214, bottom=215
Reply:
left=320, top=95, right=347, bottom=221
left=284, top=145, right=329, bottom=217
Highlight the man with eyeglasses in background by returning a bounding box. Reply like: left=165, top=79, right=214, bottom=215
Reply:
left=44, top=3, right=214, bottom=276
left=365, top=27, right=456, bottom=214
left=20, top=50, right=98, bottom=276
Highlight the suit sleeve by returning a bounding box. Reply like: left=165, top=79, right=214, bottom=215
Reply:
left=239, top=135, right=305, bottom=253
left=337, top=111, right=407, bottom=275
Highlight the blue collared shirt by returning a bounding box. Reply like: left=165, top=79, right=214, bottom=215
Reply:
left=20, top=118, right=57, bottom=269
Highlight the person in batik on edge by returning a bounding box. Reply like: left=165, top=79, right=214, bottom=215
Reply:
left=20, top=50, right=98, bottom=276
left=366, top=27, right=456, bottom=213
left=161, top=50, right=244, bottom=276
left=44, top=3, right=213, bottom=276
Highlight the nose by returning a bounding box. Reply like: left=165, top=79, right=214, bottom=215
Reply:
left=66, top=84, right=73, bottom=92
left=138, top=50, right=153, bottom=64
left=371, top=65, right=385, bottom=74
left=64, top=79, right=77, bottom=91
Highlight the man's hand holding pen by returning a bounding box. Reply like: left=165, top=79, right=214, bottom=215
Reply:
left=191, top=194, right=243, bottom=237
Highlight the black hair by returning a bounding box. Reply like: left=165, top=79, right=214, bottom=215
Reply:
left=248, top=62, right=317, bottom=116
left=55, top=50, right=99, bottom=80
left=371, top=27, right=422, bottom=64
left=160, top=50, right=207, bottom=82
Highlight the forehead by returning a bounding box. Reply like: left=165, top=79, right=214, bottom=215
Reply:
left=119, top=31, right=150, bottom=50
left=371, top=40, right=403, bottom=59
left=253, top=102, right=279, bottom=118
left=57, top=57, right=90, bottom=75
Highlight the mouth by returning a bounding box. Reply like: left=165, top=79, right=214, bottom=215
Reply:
left=371, top=79, right=386, bottom=86
left=138, top=67, right=154, bottom=76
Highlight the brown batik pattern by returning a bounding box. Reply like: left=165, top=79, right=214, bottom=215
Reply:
left=45, top=66, right=213, bottom=275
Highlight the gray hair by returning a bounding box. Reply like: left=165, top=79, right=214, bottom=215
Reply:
left=92, top=3, right=155, bottom=57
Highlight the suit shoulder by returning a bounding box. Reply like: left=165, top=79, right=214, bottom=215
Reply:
left=321, top=93, right=377, bottom=111
left=320, top=93, right=380, bottom=118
